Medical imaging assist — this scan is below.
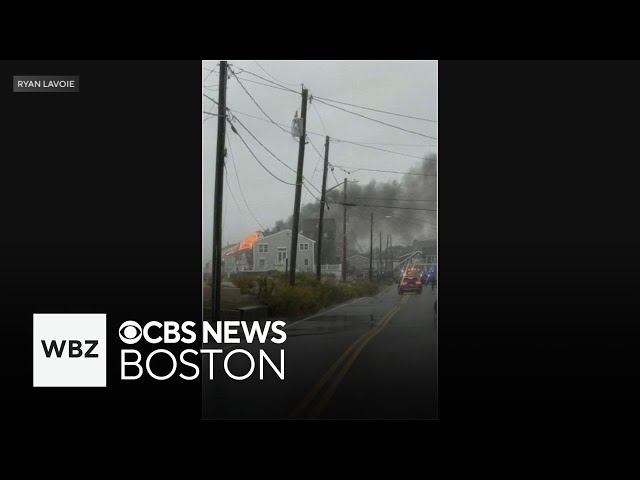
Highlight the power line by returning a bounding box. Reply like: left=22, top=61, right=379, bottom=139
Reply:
left=333, top=165, right=437, bottom=177
left=332, top=138, right=435, bottom=159
left=224, top=165, right=243, bottom=214
left=230, top=68, right=289, bottom=134
left=311, top=101, right=328, bottom=136
left=232, top=67, right=437, bottom=125
left=227, top=120, right=299, bottom=186
left=232, top=67, right=300, bottom=94
left=202, top=66, right=218, bottom=83
left=254, top=61, right=301, bottom=87
left=314, top=97, right=437, bottom=140
left=226, top=131, right=265, bottom=231
left=231, top=114, right=322, bottom=196
left=232, top=115, right=298, bottom=174
left=329, top=166, right=342, bottom=193
left=229, top=97, right=436, bottom=163
left=302, top=140, right=322, bottom=206
left=225, top=107, right=326, bottom=138
left=313, top=95, right=438, bottom=123
left=383, top=210, right=438, bottom=226
left=353, top=204, right=437, bottom=212
left=229, top=74, right=296, bottom=93
left=202, top=93, right=219, bottom=105
left=202, top=93, right=219, bottom=124
left=327, top=195, right=437, bottom=202
left=334, top=141, right=435, bottom=147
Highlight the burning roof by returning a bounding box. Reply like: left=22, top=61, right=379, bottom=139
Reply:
left=224, top=231, right=263, bottom=256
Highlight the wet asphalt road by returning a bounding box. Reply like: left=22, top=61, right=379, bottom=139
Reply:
left=202, top=284, right=438, bottom=420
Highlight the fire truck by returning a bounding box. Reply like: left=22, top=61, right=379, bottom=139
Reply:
left=398, top=264, right=425, bottom=295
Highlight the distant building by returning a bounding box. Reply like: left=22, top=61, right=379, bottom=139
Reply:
left=347, top=254, right=369, bottom=274
left=253, top=229, right=315, bottom=273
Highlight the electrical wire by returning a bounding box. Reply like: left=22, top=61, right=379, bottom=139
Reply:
left=202, top=66, right=218, bottom=83
left=254, top=61, right=302, bottom=87
left=312, top=95, right=437, bottom=123
left=231, top=75, right=295, bottom=93
left=326, top=195, right=436, bottom=203
left=332, top=138, right=435, bottom=159
left=311, top=101, right=328, bottom=136
left=333, top=165, right=437, bottom=177
left=231, top=115, right=323, bottom=197
left=224, top=164, right=243, bottom=215
left=202, top=93, right=219, bottom=106
left=226, top=131, right=265, bottom=231
left=224, top=107, right=325, bottom=138
left=232, top=67, right=300, bottom=94
left=353, top=204, right=437, bottom=212
left=314, top=97, right=437, bottom=140
left=227, top=119, right=299, bottom=186
left=230, top=68, right=289, bottom=134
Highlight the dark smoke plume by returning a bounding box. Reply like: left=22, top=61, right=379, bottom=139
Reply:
left=265, top=154, right=437, bottom=253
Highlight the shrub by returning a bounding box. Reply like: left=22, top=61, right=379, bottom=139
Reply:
left=230, top=274, right=261, bottom=294
left=229, top=272, right=381, bottom=317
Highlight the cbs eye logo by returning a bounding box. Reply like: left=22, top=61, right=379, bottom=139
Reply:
left=119, top=321, right=142, bottom=344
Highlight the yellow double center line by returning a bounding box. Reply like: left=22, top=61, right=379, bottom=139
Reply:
left=290, top=296, right=408, bottom=419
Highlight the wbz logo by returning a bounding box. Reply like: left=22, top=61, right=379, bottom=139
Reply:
left=33, top=314, right=106, bottom=387
left=41, top=339, right=99, bottom=358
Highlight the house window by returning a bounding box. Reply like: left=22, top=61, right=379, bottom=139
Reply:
left=300, top=243, right=309, bottom=251
left=259, top=258, right=265, bottom=269
left=258, top=244, right=268, bottom=253
left=304, top=258, right=309, bottom=266
left=277, top=247, right=287, bottom=264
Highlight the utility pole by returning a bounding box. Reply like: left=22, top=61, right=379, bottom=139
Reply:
left=369, top=212, right=373, bottom=281
left=385, top=233, right=390, bottom=273
left=211, top=60, right=228, bottom=323
left=379, top=231, right=382, bottom=275
left=342, top=178, right=347, bottom=282
left=316, top=135, right=330, bottom=280
left=289, top=88, right=309, bottom=286
left=389, top=233, right=393, bottom=277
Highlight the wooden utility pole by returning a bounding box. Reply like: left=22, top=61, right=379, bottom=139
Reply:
left=316, top=136, right=330, bottom=280
left=379, top=231, right=382, bottom=274
left=289, top=88, right=309, bottom=286
left=342, top=177, right=347, bottom=282
left=389, top=233, right=393, bottom=277
left=212, top=60, right=228, bottom=323
left=369, top=212, right=373, bottom=281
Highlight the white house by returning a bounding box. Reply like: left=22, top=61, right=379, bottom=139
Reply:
left=252, top=229, right=315, bottom=273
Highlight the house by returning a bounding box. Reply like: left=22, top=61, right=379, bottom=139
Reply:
left=223, top=231, right=263, bottom=276
left=252, top=229, right=315, bottom=273
left=347, top=254, right=369, bottom=274
left=412, top=239, right=437, bottom=262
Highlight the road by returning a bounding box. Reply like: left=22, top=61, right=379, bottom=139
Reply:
left=202, top=284, right=438, bottom=419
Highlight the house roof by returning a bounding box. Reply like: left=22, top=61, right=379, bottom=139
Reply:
left=256, top=229, right=315, bottom=244
left=224, top=231, right=263, bottom=256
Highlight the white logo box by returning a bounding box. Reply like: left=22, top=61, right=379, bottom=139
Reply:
left=33, top=313, right=107, bottom=387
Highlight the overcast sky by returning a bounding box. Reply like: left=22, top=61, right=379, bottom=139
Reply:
left=203, top=60, right=437, bottom=264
